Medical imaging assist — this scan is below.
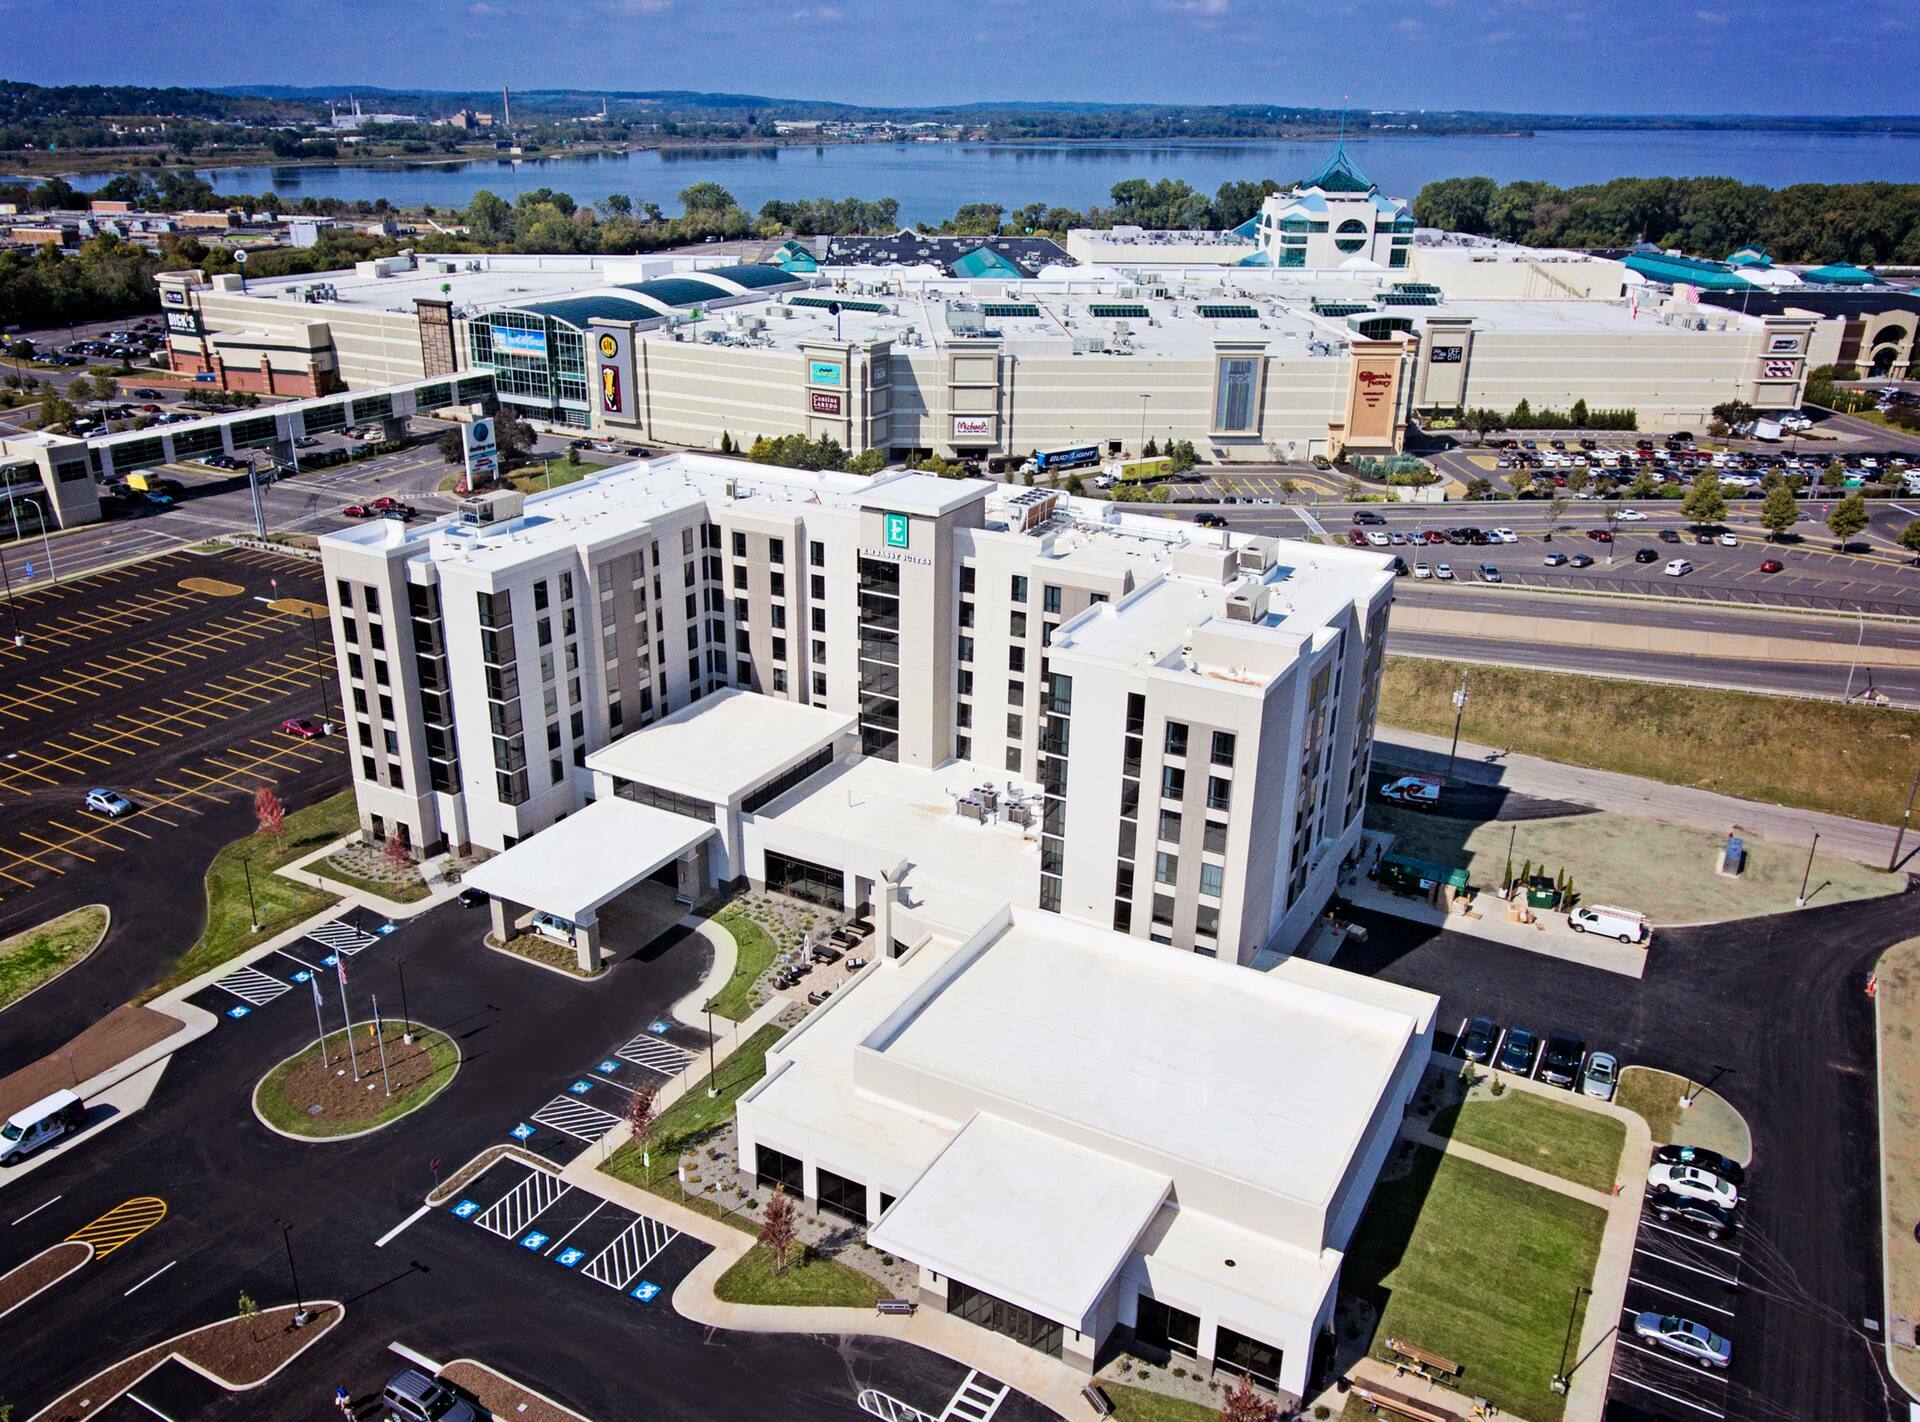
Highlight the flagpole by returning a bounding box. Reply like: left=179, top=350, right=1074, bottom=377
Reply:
left=311, top=978, right=330, bottom=1069
left=372, top=993, right=392, bottom=1097
left=337, top=959, right=361, bottom=1082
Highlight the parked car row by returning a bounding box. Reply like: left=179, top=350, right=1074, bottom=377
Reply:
left=343, top=498, right=417, bottom=522
left=1459, top=1017, right=1618, bottom=1100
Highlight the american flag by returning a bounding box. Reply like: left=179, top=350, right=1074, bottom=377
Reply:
left=335, top=955, right=348, bottom=988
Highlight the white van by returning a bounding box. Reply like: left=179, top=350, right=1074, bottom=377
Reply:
left=530, top=911, right=576, bottom=945
left=2, top=1089, right=85, bottom=1166
left=1569, top=905, right=1649, bottom=944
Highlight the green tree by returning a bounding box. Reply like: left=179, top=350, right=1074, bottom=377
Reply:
left=1827, top=491, right=1870, bottom=546
left=1166, top=440, right=1199, bottom=474
left=494, top=407, right=536, bottom=464
left=1464, top=475, right=1491, bottom=500
left=1569, top=398, right=1589, bottom=429
left=1760, top=481, right=1799, bottom=540
left=1681, top=472, right=1727, bottom=525
left=436, top=428, right=465, bottom=465
left=1627, top=467, right=1658, bottom=499
left=846, top=448, right=885, bottom=475
left=33, top=390, right=77, bottom=429
left=678, top=182, right=736, bottom=214
left=1899, top=520, right=1920, bottom=555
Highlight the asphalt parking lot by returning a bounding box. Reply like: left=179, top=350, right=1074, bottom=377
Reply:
left=1611, top=1208, right=1746, bottom=1421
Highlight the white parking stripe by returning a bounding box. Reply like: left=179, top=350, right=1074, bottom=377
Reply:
left=476, top=1170, right=569, bottom=1239
left=1623, top=1276, right=1737, bottom=1316
left=307, top=920, right=380, bottom=956
left=530, top=1095, right=621, bottom=1143
left=214, top=964, right=292, bottom=1006
left=615, top=1033, right=694, bottom=1076
left=582, top=1214, right=679, bottom=1289
left=1632, top=1245, right=1741, bottom=1289
left=1608, top=1370, right=1728, bottom=1418
left=1640, top=1219, right=1743, bottom=1259
left=1613, top=1338, right=1730, bottom=1385
left=544, top=1200, right=604, bottom=1257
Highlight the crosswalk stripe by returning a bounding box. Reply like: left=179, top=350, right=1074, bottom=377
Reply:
left=615, top=1033, right=693, bottom=1076
left=530, top=1095, right=621, bottom=1143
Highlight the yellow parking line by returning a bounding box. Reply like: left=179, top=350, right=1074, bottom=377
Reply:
left=251, top=736, right=324, bottom=763
left=22, top=831, right=92, bottom=864
left=66, top=1196, right=167, bottom=1258
left=39, top=737, right=113, bottom=768
left=156, top=776, right=227, bottom=804
left=0, top=840, right=67, bottom=875
left=0, top=757, right=59, bottom=787
left=0, top=857, right=36, bottom=888
left=49, top=816, right=140, bottom=848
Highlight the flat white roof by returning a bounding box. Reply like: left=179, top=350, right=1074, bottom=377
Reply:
left=874, top=913, right=1420, bottom=1208
left=460, top=797, right=712, bottom=922
left=868, top=1113, right=1170, bottom=1329
left=585, top=689, right=854, bottom=805
left=856, top=472, right=993, bottom=517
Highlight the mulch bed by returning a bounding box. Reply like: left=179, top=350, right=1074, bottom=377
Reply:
left=0, top=1241, right=89, bottom=1319
left=0, top=1004, right=180, bottom=1120
left=489, top=932, right=603, bottom=978
left=271, top=1025, right=443, bottom=1126
left=32, top=1303, right=340, bottom=1422
left=441, top=1360, right=592, bottom=1422
left=427, top=1144, right=555, bottom=1206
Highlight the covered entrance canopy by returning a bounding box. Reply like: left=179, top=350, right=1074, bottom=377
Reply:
left=463, top=797, right=714, bottom=969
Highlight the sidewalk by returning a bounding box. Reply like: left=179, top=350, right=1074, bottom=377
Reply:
left=1377, top=725, right=1895, bottom=868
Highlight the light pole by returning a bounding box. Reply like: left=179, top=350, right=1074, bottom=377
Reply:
left=0, top=539, right=22, bottom=645
left=9, top=494, right=55, bottom=586
left=307, top=608, right=335, bottom=723
left=1549, top=1284, right=1593, bottom=1394
left=1843, top=607, right=1866, bottom=702
left=1889, top=761, right=1920, bottom=872
left=1444, top=668, right=1471, bottom=783
left=277, top=1218, right=309, bottom=1327
left=1137, top=394, right=1151, bottom=456
left=705, top=999, right=719, bottom=1098
left=1797, top=832, right=1820, bottom=908
left=397, top=959, right=412, bottom=1043
left=243, top=855, right=260, bottom=931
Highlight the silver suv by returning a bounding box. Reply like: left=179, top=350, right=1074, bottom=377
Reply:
left=382, top=1369, right=479, bottom=1422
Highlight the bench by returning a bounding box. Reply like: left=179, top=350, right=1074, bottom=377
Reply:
left=1384, top=1336, right=1463, bottom=1380
left=876, top=1298, right=917, bottom=1316
left=1080, top=1384, right=1113, bottom=1417
left=1350, top=1383, right=1458, bottom=1422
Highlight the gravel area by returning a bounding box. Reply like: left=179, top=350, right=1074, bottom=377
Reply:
left=0, top=1003, right=179, bottom=1120
left=0, top=1241, right=89, bottom=1319
left=441, top=1360, right=593, bottom=1422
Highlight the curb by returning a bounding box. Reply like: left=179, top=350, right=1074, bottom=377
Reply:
left=668, top=914, right=739, bottom=1023
left=480, top=934, right=607, bottom=983
left=250, top=1025, right=460, bottom=1143
left=426, top=1143, right=563, bottom=1208
left=0, top=1240, right=93, bottom=1320
left=1874, top=945, right=1920, bottom=1405
left=0, top=903, right=112, bottom=1017
left=441, top=1358, right=599, bottom=1422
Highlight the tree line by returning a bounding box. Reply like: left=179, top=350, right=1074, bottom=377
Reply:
left=1413, top=175, right=1920, bottom=265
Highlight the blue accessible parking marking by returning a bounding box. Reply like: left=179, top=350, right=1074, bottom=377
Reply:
left=568, top=1080, right=592, bottom=1095
left=291, top=970, right=311, bottom=983
left=451, top=1200, right=479, bottom=1218
left=631, top=1281, right=660, bottom=1302
left=521, top=1232, right=549, bottom=1250
left=322, top=954, right=338, bottom=967
left=510, top=1123, right=535, bottom=1141
left=648, top=1021, right=671, bottom=1034
left=598, top=1060, right=619, bottom=1074
left=556, top=1248, right=585, bottom=1268
left=377, top=923, right=398, bottom=936
left=226, top=1005, right=250, bottom=1019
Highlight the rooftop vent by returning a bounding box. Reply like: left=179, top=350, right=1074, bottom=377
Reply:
left=1225, top=584, right=1270, bottom=623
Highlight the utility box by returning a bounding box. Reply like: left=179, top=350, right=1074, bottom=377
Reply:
left=1717, top=834, right=1746, bottom=878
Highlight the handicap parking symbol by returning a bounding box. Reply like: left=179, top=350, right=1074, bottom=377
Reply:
left=556, top=1248, right=584, bottom=1268
left=291, top=970, right=311, bottom=983
left=226, top=1004, right=251, bottom=1019
left=451, top=1199, right=479, bottom=1219
left=630, top=1280, right=660, bottom=1303
left=648, top=1020, right=671, bottom=1035
left=521, top=1232, right=548, bottom=1251
left=510, top=1122, right=535, bottom=1141
left=377, top=923, right=398, bottom=936
left=598, top=1059, right=619, bottom=1074
left=322, top=954, right=339, bottom=967
left=568, top=1079, right=592, bottom=1095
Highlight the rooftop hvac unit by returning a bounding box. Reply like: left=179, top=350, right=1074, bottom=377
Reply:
left=458, top=489, right=524, bottom=526
left=1237, top=536, right=1280, bottom=573
left=1225, top=584, right=1270, bottom=623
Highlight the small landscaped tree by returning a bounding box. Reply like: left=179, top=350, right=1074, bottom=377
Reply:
left=1900, top=520, right=1920, bottom=556
left=254, top=785, right=284, bottom=840
left=1827, top=491, right=1871, bottom=548
left=625, top=1077, right=659, bottom=1173
left=436, top=428, right=465, bottom=466
left=759, top=1188, right=798, bottom=1277
left=1218, top=1374, right=1278, bottom=1422
left=236, top=1290, right=261, bottom=1340
left=1760, top=482, right=1799, bottom=541
left=383, top=834, right=414, bottom=876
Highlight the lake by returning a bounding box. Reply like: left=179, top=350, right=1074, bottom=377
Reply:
left=193, top=129, right=1920, bottom=224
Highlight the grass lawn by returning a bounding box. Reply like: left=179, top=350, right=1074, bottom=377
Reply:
left=1877, top=938, right=1920, bottom=1398
left=601, top=1023, right=786, bottom=1231
left=310, top=859, right=431, bottom=904
left=714, top=1241, right=887, bottom=1308
left=145, top=790, right=357, bottom=998
left=254, top=1024, right=459, bottom=1137
left=0, top=905, right=109, bottom=1010
left=1343, top=1145, right=1607, bottom=1422
left=707, top=905, right=778, bottom=1020
left=1430, top=1091, right=1626, bottom=1192
left=1614, top=1067, right=1750, bottom=1159
left=1370, top=798, right=1899, bottom=922
left=1379, top=657, right=1920, bottom=827
left=1100, top=1382, right=1220, bottom=1422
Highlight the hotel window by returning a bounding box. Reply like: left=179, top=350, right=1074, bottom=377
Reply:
left=1212, top=731, right=1237, bottom=766
left=956, top=734, right=971, bottom=760
left=1200, top=862, right=1225, bottom=899
left=1126, top=694, right=1145, bottom=736
left=812, top=607, right=827, bottom=633
left=732, top=531, right=746, bottom=557
left=959, top=602, right=975, bottom=629
left=1006, top=747, right=1021, bottom=774
left=769, top=538, right=784, bottom=565
left=1214, top=356, right=1261, bottom=433
left=1008, top=646, right=1025, bottom=673
left=773, top=668, right=787, bottom=693
left=1152, top=894, right=1175, bottom=928
left=811, top=574, right=826, bottom=599
left=810, top=540, right=825, bottom=568
left=1155, top=851, right=1178, bottom=887
left=1204, top=820, right=1229, bottom=855
left=958, top=635, right=974, bottom=663
left=1136, top=1297, right=1200, bottom=1361
left=533, top=581, right=549, bottom=612
left=770, top=572, right=785, bottom=597
left=1164, top=721, right=1188, bottom=756
left=1215, top=1327, right=1283, bottom=1391
left=734, top=566, right=748, bottom=590
left=1113, top=902, right=1132, bottom=932
left=958, top=669, right=973, bottom=696
left=1159, top=809, right=1182, bottom=843
left=1042, top=585, right=1061, bottom=615
left=957, top=703, right=972, bottom=729
left=1161, top=766, right=1185, bottom=800
left=813, top=671, right=827, bottom=698
left=816, top=1168, right=865, bottom=1224
left=1208, top=776, right=1233, bottom=811
left=960, top=565, right=976, bottom=595
left=1010, top=574, right=1028, bottom=602
left=1009, top=610, right=1026, bottom=639
left=754, top=1145, right=804, bottom=1197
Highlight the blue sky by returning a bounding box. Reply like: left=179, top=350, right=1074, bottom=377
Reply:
left=5, top=0, right=1915, bottom=114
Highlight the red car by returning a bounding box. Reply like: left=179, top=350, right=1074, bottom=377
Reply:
left=1759, top=558, right=1784, bottom=573
left=1346, top=530, right=1369, bottom=547
left=343, top=504, right=373, bottom=518
left=281, top=717, right=322, bottom=739
left=370, top=496, right=401, bottom=512
left=1586, top=528, right=1614, bottom=542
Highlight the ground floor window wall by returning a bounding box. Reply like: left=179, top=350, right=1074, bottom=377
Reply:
left=762, top=849, right=846, bottom=909
left=754, top=1144, right=804, bottom=1197
left=948, top=1278, right=1065, bottom=1358
left=1134, top=1292, right=1284, bottom=1392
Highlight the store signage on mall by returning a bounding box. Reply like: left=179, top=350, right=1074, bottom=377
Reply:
left=951, top=415, right=994, bottom=440
left=808, top=360, right=844, bottom=386
left=462, top=416, right=499, bottom=484
left=1429, top=345, right=1464, bottom=364
left=493, top=326, right=549, bottom=358
left=1763, top=359, right=1796, bottom=379
left=594, top=328, right=634, bottom=420
left=809, top=391, right=842, bottom=415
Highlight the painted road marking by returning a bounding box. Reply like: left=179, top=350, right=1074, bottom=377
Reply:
left=214, top=964, right=293, bottom=1006
left=521, top=1232, right=550, bottom=1251
left=1624, top=1277, right=1737, bottom=1316
left=543, top=1200, right=604, bottom=1257
left=451, top=1200, right=480, bottom=1219
left=583, top=1215, right=679, bottom=1290
left=67, top=1196, right=167, bottom=1257
left=120, top=1393, right=180, bottom=1422
left=124, top=1260, right=177, bottom=1296
left=615, top=1032, right=693, bottom=1077
left=10, top=1195, right=61, bottom=1226
left=308, top=920, right=380, bottom=957
left=556, top=1248, right=584, bottom=1267
left=1607, top=1369, right=1726, bottom=1419
left=630, top=1280, right=660, bottom=1302
left=476, top=1171, right=568, bottom=1241
left=1631, top=1245, right=1740, bottom=1289
left=375, top=1205, right=432, bottom=1248
left=530, top=1095, right=620, bottom=1143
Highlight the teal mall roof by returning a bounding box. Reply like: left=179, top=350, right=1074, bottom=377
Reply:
left=1803, top=263, right=1880, bottom=286
left=1297, top=143, right=1376, bottom=196
left=1621, top=252, right=1753, bottom=291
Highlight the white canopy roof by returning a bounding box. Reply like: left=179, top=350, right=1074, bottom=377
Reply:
left=585, top=689, right=853, bottom=807
left=461, top=797, right=713, bottom=922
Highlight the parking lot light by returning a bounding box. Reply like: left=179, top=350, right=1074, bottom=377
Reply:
left=0, top=541, right=24, bottom=644
left=1550, top=1283, right=1593, bottom=1394
left=243, top=854, right=261, bottom=932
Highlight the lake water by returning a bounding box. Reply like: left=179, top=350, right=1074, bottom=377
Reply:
left=194, top=129, right=1920, bottom=225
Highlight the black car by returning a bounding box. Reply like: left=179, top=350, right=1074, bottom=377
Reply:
left=1353, top=510, right=1386, bottom=526
left=1460, top=1014, right=1498, bottom=1063
left=1539, top=1029, right=1585, bottom=1087
left=1646, top=1186, right=1740, bottom=1240
left=455, top=886, right=488, bottom=908
left=1652, top=1144, right=1746, bottom=1187
left=1194, top=512, right=1227, bottom=528
left=1660, top=529, right=1681, bottom=543
left=1634, top=548, right=1659, bottom=563
left=1498, top=1027, right=1538, bottom=1075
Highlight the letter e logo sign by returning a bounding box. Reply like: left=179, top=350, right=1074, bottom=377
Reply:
left=884, top=513, right=909, bottom=548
